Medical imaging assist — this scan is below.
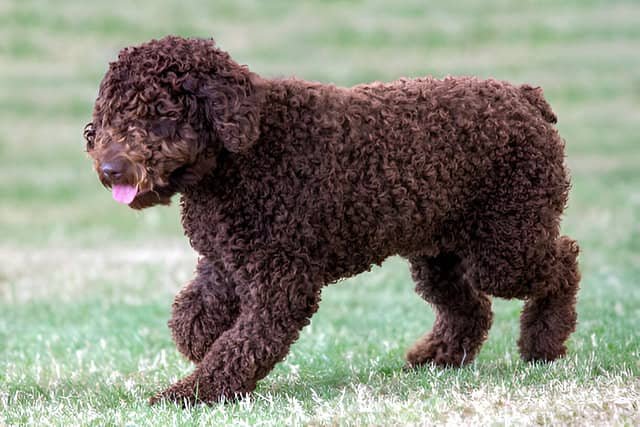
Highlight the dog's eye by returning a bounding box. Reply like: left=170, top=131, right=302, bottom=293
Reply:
left=151, top=118, right=177, bottom=139
left=83, top=122, right=96, bottom=150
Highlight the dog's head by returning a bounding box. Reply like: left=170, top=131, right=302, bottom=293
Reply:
left=84, top=36, right=262, bottom=209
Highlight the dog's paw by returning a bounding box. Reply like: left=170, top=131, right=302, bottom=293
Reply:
left=405, top=334, right=468, bottom=368
left=518, top=338, right=567, bottom=363
left=149, top=373, right=246, bottom=406
left=149, top=374, right=205, bottom=407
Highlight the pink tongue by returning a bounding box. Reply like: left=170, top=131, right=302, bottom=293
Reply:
left=112, top=184, right=138, bottom=204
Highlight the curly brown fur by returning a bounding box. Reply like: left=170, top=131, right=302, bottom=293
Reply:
left=85, top=36, right=581, bottom=405
left=406, top=253, right=493, bottom=368
left=169, top=258, right=240, bottom=363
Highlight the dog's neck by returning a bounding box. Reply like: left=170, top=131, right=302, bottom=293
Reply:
left=256, top=77, right=347, bottom=137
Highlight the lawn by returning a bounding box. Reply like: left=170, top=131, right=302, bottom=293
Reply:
left=1, top=0, right=639, bottom=425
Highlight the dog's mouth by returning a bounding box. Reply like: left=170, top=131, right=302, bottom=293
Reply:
left=128, top=188, right=173, bottom=210
left=101, top=174, right=169, bottom=209
left=118, top=165, right=190, bottom=209
left=112, top=184, right=139, bottom=204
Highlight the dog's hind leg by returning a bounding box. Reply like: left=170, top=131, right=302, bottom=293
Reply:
left=406, top=253, right=493, bottom=368
left=464, top=225, right=580, bottom=362
left=518, top=236, right=580, bottom=362
left=169, top=258, right=240, bottom=363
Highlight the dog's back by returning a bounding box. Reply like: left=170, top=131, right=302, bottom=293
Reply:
left=185, top=76, right=567, bottom=281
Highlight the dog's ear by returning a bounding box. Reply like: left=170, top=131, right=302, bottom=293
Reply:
left=186, top=61, right=262, bottom=153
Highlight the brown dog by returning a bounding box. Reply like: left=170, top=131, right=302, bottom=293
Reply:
left=85, top=36, right=580, bottom=405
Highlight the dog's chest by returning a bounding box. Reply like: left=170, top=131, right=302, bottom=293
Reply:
left=180, top=189, right=238, bottom=256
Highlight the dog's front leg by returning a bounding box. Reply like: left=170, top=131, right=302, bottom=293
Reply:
left=150, top=253, right=322, bottom=405
left=168, top=257, right=240, bottom=364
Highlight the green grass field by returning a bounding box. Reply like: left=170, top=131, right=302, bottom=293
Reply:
left=1, top=0, right=639, bottom=425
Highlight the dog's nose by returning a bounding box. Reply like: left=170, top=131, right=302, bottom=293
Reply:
left=101, top=161, right=124, bottom=181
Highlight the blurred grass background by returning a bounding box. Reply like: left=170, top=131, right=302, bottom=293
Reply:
left=1, top=0, right=639, bottom=425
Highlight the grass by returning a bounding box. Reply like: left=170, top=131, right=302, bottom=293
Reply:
left=1, top=0, right=639, bottom=425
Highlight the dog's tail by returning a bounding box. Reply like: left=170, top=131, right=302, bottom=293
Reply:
left=520, top=85, right=557, bottom=124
